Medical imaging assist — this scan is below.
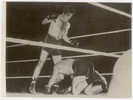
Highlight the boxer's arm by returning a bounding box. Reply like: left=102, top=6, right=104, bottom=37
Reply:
left=96, top=71, right=107, bottom=85
left=95, top=71, right=108, bottom=91
left=63, top=23, right=79, bottom=47
left=62, top=23, right=71, bottom=43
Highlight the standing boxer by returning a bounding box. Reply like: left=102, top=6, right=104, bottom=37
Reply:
left=29, top=7, right=75, bottom=94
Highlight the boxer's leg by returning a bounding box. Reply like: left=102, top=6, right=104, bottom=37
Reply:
left=72, top=76, right=88, bottom=95
left=33, top=50, right=49, bottom=80
left=29, top=50, right=49, bottom=94
left=47, top=68, right=64, bottom=93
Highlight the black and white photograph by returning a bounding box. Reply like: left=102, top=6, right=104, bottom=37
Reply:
left=5, top=1, right=131, bottom=97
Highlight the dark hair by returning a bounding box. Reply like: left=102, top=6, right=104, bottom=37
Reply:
left=63, top=6, right=76, bottom=14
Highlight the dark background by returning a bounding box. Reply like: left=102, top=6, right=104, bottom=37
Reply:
left=6, top=2, right=131, bottom=93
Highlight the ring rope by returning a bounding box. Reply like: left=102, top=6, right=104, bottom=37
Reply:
left=88, top=2, right=131, bottom=18
left=70, top=28, right=131, bottom=39
left=6, top=75, right=51, bottom=79
left=6, top=54, right=100, bottom=64
left=7, top=44, right=26, bottom=48
left=6, top=73, right=114, bottom=79
left=6, top=55, right=99, bottom=64
left=6, top=51, right=125, bottom=64
left=7, top=28, right=131, bottom=48
left=7, top=59, right=38, bottom=63
left=6, top=37, right=121, bottom=58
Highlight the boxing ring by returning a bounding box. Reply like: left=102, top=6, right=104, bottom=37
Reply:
left=6, top=2, right=131, bottom=96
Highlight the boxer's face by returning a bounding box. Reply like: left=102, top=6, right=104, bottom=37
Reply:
left=62, top=13, right=73, bottom=22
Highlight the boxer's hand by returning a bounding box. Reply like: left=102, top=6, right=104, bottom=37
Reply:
left=47, top=14, right=57, bottom=22
left=70, top=40, right=79, bottom=47
left=50, top=14, right=57, bottom=19
left=62, top=40, right=79, bottom=47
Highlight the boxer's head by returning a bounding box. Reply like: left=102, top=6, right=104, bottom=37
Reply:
left=61, top=7, right=75, bottom=22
